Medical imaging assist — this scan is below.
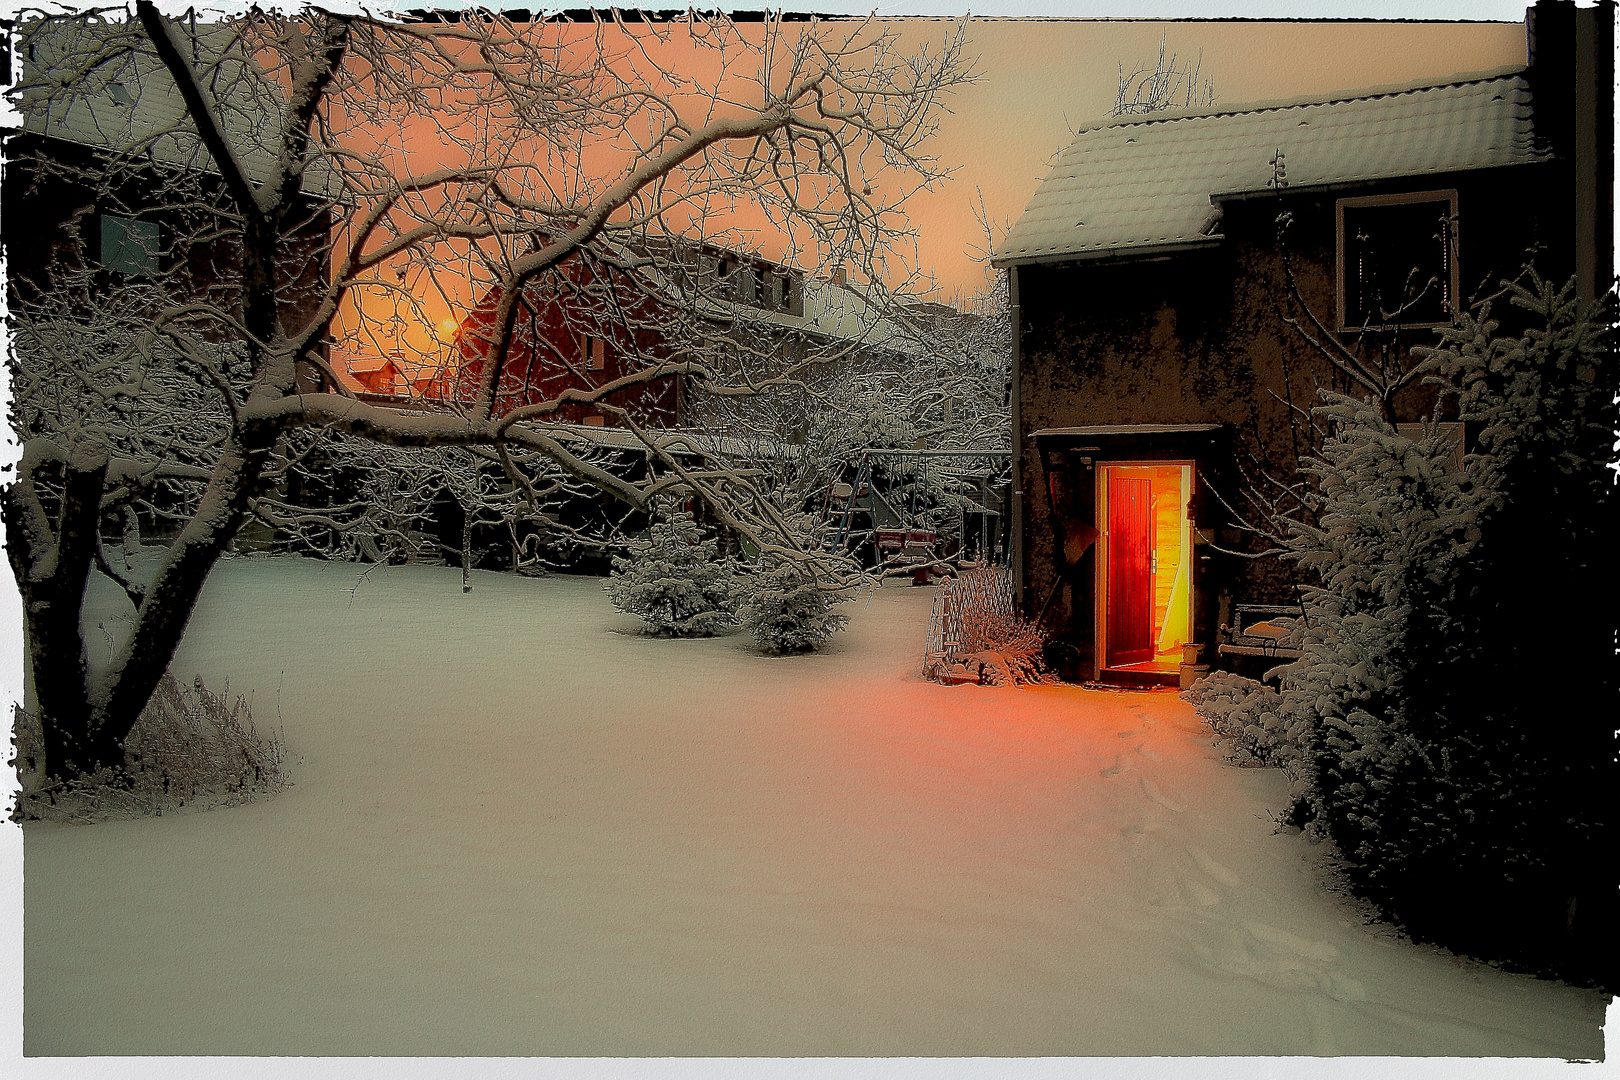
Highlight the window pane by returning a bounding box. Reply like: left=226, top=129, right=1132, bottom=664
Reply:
left=101, top=215, right=159, bottom=276
left=1342, top=199, right=1451, bottom=327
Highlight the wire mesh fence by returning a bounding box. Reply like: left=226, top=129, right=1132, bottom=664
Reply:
left=923, top=563, right=1046, bottom=686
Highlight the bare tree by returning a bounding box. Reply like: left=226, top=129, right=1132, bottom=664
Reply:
left=1111, top=32, right=1215, bottom=117
left=4, top=4, right=971, bottom=779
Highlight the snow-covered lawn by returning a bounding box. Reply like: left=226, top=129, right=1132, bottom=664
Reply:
left=21, top=557, right=1609, bottom=1057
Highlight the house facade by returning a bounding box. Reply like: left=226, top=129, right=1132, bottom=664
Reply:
left=4, top=19, right=336, bottom=393
left=446, top=248, right=699, bottom=426
left=439, top=242, right=910, bottom=429
left=993, top=1, right=1611, bottom=685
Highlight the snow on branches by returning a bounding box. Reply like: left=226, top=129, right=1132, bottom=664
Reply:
left=1186, top=273, right=1616, bottom=981
left=607, top=500, right=745, bottom=637
left=5, top=4, right=970, bottom=778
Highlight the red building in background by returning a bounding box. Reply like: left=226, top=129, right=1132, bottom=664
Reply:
left=452, top=265, right=683, bottom=427
left=449, top=243, right=816, bottom=427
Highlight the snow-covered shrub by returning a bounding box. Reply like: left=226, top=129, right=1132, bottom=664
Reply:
left=1279, top=389, right=1484, bottom=846
left=1273, top=275, right=1614, bottom=984
left=13, top=674, right=288, bottom=823
left=740, top=556, right=855, bottom=654
left=606, top=502, right=745, bottom=636
left=1181, top=669, right=1304, bottom=774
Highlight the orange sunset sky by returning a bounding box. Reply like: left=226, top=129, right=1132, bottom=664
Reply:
left=334, top=13, right=1528, bottom=363
left=890, top=15, right=1527, bottom=302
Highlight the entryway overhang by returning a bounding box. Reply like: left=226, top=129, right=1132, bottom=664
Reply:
left=1031, top=423, right=1224, bottom=445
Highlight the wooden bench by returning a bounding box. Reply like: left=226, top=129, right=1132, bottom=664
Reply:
left=1218, top=603, right=1306, bottom=660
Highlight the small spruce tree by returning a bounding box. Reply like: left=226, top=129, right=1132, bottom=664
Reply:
left=606, top=501, right=744, bottom=637
left=740, top=555, right=854, bottom=653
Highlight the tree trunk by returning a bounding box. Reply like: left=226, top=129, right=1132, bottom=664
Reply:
left=462, top=516, right=473, bottom=593
left=91, top=425, right=278, bottom=768
left=4, top=455, right=126, bottom=777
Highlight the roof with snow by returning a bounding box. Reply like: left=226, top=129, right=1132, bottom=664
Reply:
left=16, top=18, right=339, bottom=196
left=994, top=68, right=1541, bottom=267
left=1031, top=424, right=1223, bottom=438
left=787, top=280, right=914, bottom=350
left=599, top=240, right=917, bottom=351
left=344, top=354, right=401, bottom=374
left=550, top=423, right=801, bottom=461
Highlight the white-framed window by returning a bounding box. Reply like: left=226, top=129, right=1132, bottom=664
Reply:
left=1336, top=190, right=1458, bottom=331
left=100, top=214, right=159, bottom=277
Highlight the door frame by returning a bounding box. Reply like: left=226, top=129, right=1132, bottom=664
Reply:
left=1094, top=459, right=1197, bottom=678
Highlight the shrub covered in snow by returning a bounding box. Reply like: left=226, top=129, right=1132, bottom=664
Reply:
left=1244, top=274, right=1616, bottom=986
left=606, top=502, right=745, bottom=637
left=926, top=563, right=1047, bottom=685
left=740, top=556, right=855, bottom=654
left=1278, top=388, right=1485, bottom=854
left=1181, top=669, right=1303, bottom=774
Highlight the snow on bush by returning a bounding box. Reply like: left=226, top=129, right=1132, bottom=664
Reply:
left=12, top=674, right=288, bottom=824
left=1181, top=669, right=1303, bottom=774
left=1250, top=275, right=1615, bottom=985
left=740, top=556, right=854, bottom=654
left=1278, top=390, right=1483, bottom=856
left=926, top=563, right=1047, bottom=685
left=605, top=502, right=745, bottom=637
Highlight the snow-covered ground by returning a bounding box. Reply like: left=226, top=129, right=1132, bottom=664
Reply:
left=17, top=557, right=1611, bottom=1059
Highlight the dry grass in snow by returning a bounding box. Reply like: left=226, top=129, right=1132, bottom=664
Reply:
left=13, top=674, right=288, bottom=824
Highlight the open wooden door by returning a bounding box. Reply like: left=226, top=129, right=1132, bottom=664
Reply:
left=1106, top=476, right=1154, bottom=666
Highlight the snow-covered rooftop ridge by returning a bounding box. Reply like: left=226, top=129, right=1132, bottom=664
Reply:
left=680, top=273, right=916, bottom=351
left=596, top=236, right=913, bottom=350
left=14, top=17, right=338, bottom=196
left=1031, top=424, right=1223, bottom=437
left=994, top=68, right=1540, bottom=266
left=550, top=422, right=801, bottom=461
left=1075, top=65, right=1530, bottom=133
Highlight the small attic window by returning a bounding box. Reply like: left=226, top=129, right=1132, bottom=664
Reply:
left=100, top=214, right=159, bottom=277
left=107, top=82, right=134, bottom=105
left=1337, top=190, right=1458, bottom=332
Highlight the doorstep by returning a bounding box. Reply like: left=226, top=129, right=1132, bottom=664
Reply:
left=1097, top=665, right=1179, bottom=688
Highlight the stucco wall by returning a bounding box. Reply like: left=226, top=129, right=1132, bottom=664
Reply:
left=1013, top=163, right=1564, bottom=674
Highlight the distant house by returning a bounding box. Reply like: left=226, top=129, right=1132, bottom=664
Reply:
left=337, top=354, right=405, bottom=396
left=328, top=349, right=454, bottom=403
left=993, top=0, right=1611, bottom=685
left=444, top=241, right=910, bottom=428
left=4, top=18, right=338, bottom=392
left=447, top=247, right=694, bottom=426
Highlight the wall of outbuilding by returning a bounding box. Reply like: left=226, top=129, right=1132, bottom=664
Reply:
left=1012, top=162, right=1566, bottom=677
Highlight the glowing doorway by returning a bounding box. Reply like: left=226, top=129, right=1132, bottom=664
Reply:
left=1098, top=463, right=1193, bottom=676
